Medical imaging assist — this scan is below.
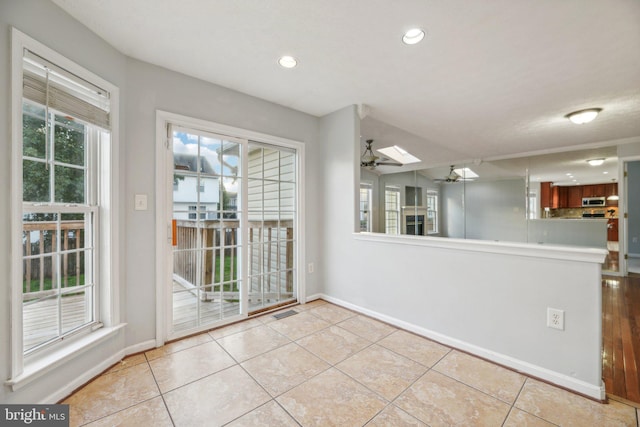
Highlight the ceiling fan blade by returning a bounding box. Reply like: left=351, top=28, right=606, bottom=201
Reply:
left=376, top=162, right=402, bottom=166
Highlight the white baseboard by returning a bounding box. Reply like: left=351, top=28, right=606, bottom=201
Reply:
left=125, top=339, right=156, bottom=355
left=41, top=351, right=125, bottom=404
left=317, top=293, right=605, bottom=401
left=41, top=340, right=156, bottom=403
left=303, top=293, right=323, bottom=303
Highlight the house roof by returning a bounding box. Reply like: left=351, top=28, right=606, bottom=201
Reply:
left=174, top=154, right=217, bottom=175
left=53, top=1, right=640, bottom=170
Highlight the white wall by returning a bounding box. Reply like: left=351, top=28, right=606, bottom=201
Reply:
left=528, top=219, right=608, bottom=248
left=441, top=182, right=466, bottom=238
left=321, top=108, right=605, bottom=399
left=441, top=179, right=528, bottom=241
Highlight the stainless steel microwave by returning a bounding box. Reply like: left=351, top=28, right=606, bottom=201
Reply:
left=582, top=197, right=606, bottom=207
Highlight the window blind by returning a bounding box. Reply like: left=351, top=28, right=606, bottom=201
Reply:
left=22, top=49, right=110, bottom=129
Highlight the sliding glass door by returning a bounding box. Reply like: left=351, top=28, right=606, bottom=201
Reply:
left=247, top=143, right=297, bottom=313
left=165, top=122, right=298, bottom=336
left=171, top=128, right=243, bottom=332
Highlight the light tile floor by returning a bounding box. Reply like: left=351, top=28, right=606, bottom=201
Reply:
left=63, top=300, right=640, bottom=426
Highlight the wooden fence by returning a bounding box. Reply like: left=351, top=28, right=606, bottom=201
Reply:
left=23, top=220, right=85, bottom=299
left=173, top=219, right=294, bottom=299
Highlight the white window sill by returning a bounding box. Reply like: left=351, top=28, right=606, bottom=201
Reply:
left=5, top=323, right=126, bottom=392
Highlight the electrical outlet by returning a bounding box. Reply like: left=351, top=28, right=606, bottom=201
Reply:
left=547, top=308, right=565, bottom=330
left=308, top=263, right=314, bottom=274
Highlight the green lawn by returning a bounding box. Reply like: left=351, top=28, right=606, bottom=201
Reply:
left=23, top=275, right=84, bottom=293
left=211, top=257, right=238, bottom=292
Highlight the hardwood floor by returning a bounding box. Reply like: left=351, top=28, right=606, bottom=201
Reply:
left=602, top=274, right=640, bottom=404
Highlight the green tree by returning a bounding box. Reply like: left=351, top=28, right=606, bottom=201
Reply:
left=22, top=103, right=87, bottom=290
left=22, top=103, right=85, bottom=204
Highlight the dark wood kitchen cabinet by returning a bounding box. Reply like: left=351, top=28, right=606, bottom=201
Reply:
left=567, top=186, right=582, bottom=207
left=540, top=182, right=552, bottom=208
left=582, top=184, right=606, bottom=198
left=541, top=182, right=618, bottom=209
left=551, top=185, right=567, bottom=208
left=605, top=183, right=619, bottom=205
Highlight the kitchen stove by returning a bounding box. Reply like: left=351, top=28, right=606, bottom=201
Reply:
left=582, top=210, right=606, bottom=218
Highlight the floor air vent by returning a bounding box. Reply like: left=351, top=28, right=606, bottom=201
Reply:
left=273, top=310, right=298, bottom=320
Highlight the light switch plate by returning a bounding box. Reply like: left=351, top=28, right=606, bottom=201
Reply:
left=134, top=194, right=148, bottom=211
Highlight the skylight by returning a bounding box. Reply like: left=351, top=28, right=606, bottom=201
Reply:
left=453, top=167, right=479, bottom=179
left=377, top=145, right=421, bottom=164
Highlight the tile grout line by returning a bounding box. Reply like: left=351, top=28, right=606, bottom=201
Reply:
left=231, top=310, right=393, bottom=425
left=144, top=352, right=178, bottom=427
left=215, top=317, right=315, bottom=426
left=320, top=328, right=421, bottom=423
left=499, top=377, right=529, bottom=427
left=498, top=377, right=562, bottom=427
left=75, top=356, right=163, bottom=426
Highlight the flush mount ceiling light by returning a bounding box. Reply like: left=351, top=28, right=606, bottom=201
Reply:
left=402, top=28, right=425, bottom=45
left=587, top=158, right=605, bottom=166
left=566, top=108, right=602, bottom=124
left=278, top=56, right=297, bottom=68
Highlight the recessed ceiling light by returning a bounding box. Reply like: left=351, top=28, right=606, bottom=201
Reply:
left=402, top=28, right=425, bottom=45
left=278, top=56, right=297, bottom=68
left=587, top=158, right=605, bottom=166
left=603, top=171, right=609, bottom=174
left=566, top=173, right=572, bottom=176
left=566, top=108, right=602, bottom=124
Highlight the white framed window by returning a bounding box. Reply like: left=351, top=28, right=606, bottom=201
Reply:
left=427, top=190, right=439, bottom=234
left=359, top=183, right=372, bottom=232
left=385, top=185, right=400, bottom=234
left=10, top=29, right=120, bottom=382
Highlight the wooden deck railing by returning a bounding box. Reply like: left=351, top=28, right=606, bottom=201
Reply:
left=23, top=221, right=85, bottom=300
left=173, top=219, right=294, bottom=300
left=22, top=219, right=294, bottom=303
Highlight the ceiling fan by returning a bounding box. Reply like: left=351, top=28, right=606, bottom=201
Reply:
left=360, top=139, right=402, bottom=169
left=433, top=165, right=461, bottom=183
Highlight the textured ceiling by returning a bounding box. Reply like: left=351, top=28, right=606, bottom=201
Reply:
left=53, top=0, right=640, bottom=173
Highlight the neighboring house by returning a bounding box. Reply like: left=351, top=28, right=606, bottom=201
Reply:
left=173, top=153, right=220, bottom=220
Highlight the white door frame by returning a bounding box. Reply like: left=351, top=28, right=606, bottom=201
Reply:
left=154, top=110, right=305, bottom=346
